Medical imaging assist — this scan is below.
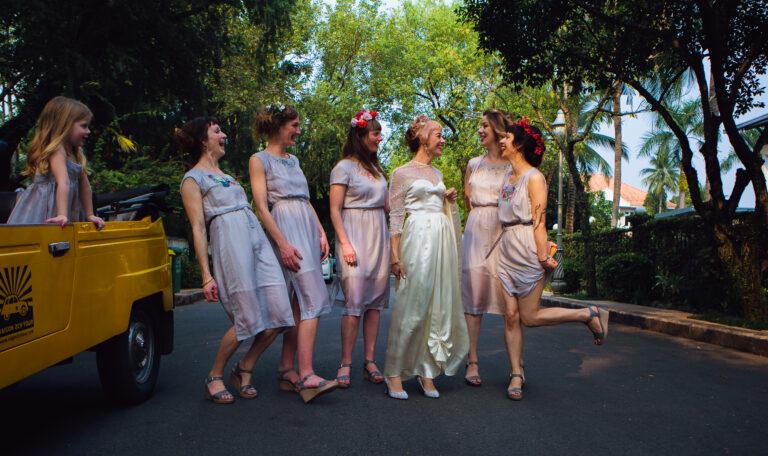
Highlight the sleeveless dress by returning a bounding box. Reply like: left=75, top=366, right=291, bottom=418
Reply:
left=383, top=161, right=469, bottom=380
left=496, top=168, right=552, bottom=298
left=253, top=151, right=331, bottom=321
left=7, top=160, right=84, bottom=223
left=181, top=169, right=294, bottom=341
left=461, top=155, right=510, bottom=315
left=329, top=159, right=390, bottom=316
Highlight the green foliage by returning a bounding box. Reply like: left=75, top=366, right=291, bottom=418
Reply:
left=596, top=253, right=654, bottom=303
left=561, top=258, right=584, bottom=294
left=180, top=250, right=202, bottom=289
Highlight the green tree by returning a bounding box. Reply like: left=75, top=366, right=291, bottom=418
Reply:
left=460, top=0, right=768, bottom=319
left=641, top=149, right=679, bottom=214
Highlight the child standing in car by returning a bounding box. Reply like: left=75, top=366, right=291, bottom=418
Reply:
left=7, top=96, right=104, bottom=229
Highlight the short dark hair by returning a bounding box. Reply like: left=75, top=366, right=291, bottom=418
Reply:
left=175, top=117, right=218, bottom=164
left=506, top=123, right=545, bottom=167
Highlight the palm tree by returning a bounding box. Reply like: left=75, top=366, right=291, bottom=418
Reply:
left=641, top=148, right=679, bottom=214
left=638, top=98, right=703, bottom=208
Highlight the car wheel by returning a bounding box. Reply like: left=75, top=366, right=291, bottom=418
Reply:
left=96, top=307, right=160, bottom=404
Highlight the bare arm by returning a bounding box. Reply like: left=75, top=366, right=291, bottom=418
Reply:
left=180, top=178, right=218, bottom=301
left=249, top=156, right=303, bottom=271
left=464, top=161, right=473, bottom=211
left=309, top=201, right=330, bottom=262
left=45, top=147, right=70, bottom=226
left=330, top=183, right=356, bottom=266
left=528, top=172, right=556, bottom=271
left=78, top=170, right=105, bottom=229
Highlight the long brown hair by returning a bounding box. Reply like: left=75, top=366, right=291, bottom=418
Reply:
left=340, top=117, right=385, bottom=179
left=24, top=96, right=91, bottom=175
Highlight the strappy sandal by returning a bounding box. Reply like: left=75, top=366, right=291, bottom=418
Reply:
left=336, top=363, right=352, bottom=389
left=276, top=368, right=299, bottom=392
left=363, top=360, right=384, bottom=384
left=585, top=306, right=610, bottom=345
left=205, top=376, right=234, bottom=404
left=507, top=373, right=524, bottom=401
left=296, top=372, right=338, bottom=403
left=464, top=360, right=482, bottom=387
left=230, top=361, right=258, bottom=399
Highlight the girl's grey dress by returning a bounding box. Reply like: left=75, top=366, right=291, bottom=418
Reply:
left=254, top=151, right=331, bottom=321
left=461, top=155, right=510, bottom=315
left=181, top=169, right=294, bottom=341
left=496, top=168, right=552, bottom=298
left=7, top=160, right=84, bottom=223
left=329, top=159, right=390, bottom=316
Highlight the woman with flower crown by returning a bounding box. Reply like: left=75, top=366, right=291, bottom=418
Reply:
left=329, top=109, right=390, bottom=388
left=495, top=118, right=610, bottom=401
left=250, top=103, right=338, bottom=403
left=382, top=115, right=469, bottom=400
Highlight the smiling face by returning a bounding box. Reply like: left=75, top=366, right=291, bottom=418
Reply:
left=362, top=129, right=383, bottom=155
left=424, top=124, right=445, bottom=158
left=276, top=117, right=301, bottom=147
left=478, top=115, right=496, bottom=149
left=66, top=117, right=91, bottom=150
left=499, top=132, right=517, bottom=160
left=204, top=123, right=227, bottom=158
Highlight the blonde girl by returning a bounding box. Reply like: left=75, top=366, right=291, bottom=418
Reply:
left=7, top=96, right=104, bottom=228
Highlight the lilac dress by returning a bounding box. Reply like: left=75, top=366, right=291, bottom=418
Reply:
left=461, top=155, right=510, bottom=315
left=329, top=159, right=390, bottom=316
left=7, top=160, right=84, bottom=223
left=254, top=151, right=331, bottom=320
left=181, top=169, right=294, bottom=341
left=496, top=168, right=552, bottom=298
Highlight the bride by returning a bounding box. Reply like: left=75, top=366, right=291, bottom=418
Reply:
left=382, top=115, right=469, bottom=400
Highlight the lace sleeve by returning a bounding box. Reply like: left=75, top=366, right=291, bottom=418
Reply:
left=388, top=167, right=407, bottom=235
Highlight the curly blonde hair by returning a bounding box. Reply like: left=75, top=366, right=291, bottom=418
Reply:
left=404, top=115, right=441, bottom=153
left=24, top=96, right=91, bottom=176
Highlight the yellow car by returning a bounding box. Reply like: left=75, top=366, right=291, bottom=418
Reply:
left=0, top=190, right=173, bottom=404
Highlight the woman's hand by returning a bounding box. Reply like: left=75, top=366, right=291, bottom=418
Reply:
left=319, top=231, right=330, bottom=262
left=444, top=187, right=458, bottom=203
left=203, top=278, right=219, bottom=302
left=279, top=241, right=303, bottom=272
left=44, top=215, right=68, bottom=227
left=540, top=256, right=558, bottom=272
left=87, top=214, right=106, bottom=230
left=341, top=242, right=357, bottom=266
left=391, top=262, right=406, bottom=280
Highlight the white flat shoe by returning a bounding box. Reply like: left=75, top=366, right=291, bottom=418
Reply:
left=417, top=377, right=439, bottom=399
left=384, top=378, right=408, bottom=400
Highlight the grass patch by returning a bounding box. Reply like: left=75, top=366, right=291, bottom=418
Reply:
left=690, top=312, right=768, bottom=331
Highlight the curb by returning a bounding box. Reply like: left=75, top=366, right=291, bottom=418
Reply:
left=541, top=294, right=768, bottom=357
left=174, top=289, right=205, bottom=307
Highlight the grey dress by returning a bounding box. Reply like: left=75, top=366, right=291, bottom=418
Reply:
left=7, top=160, right=84, bottom=223
left=461, top=155, right=510, bottom=315
left=496, top=168, right=552, bottom=298
left=329, top=159, right=390, bottom=316
left=254, top=151, right=331, bottom=321
left=181, top=169, right=294, bottom=341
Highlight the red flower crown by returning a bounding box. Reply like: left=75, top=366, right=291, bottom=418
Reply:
left=514, top=117, right=545, bottom=156
left=351, top=109, right=378, bottom=129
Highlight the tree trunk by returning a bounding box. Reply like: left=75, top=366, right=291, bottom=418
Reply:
left=712, top=218, right=766, bottom=320
left=566, top=173, right=576, bottom=233
left=611, top=88, right=622, bottom=227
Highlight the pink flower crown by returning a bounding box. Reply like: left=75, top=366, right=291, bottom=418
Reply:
left=351, top=109, right=378, bottom=129
left=514, top=117, right=545, bottom=156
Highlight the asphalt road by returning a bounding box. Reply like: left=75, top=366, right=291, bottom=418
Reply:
left=2, top=283, right=767, bottom=455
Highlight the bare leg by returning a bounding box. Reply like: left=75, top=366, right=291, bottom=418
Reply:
left=517, top=279, right=596, bottom=329
left=297, top=316, right=330, bottom=387
left=502, top=292, right=524, bottom=394
left=278, top=295, right=301, bottom=384
left=337, top=314, right=360, bottom=385
left=206, top=326, right=241, bottom=398
left=464, top=313, right=483, bottom=383
left=362, top=309, right=383, bottom=381
left=236, top=328, right=282, bottom=387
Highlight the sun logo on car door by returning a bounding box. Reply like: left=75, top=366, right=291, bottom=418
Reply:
left=0, top=265, right=34, bottom=340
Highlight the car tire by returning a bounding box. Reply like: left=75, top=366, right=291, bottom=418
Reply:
left=96, top=307, right=160, bottom=404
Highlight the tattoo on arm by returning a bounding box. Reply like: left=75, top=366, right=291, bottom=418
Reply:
left=532, top=203, right=544, bottom=230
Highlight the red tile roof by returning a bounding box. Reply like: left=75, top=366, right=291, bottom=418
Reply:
left=588, top=174, right=675, bottom=209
